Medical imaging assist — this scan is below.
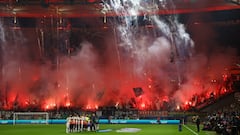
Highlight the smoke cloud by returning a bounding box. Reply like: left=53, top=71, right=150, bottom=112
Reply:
left=0, top=0, right=238, bottom=111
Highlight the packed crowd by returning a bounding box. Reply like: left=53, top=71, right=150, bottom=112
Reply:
left=202, top=104, right=240, bottom=135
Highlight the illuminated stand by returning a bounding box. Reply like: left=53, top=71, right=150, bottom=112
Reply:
left=13, top=112, right=49, bottom=125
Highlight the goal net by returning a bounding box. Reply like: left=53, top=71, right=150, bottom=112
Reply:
left=13, top=112, right=49, bottom=125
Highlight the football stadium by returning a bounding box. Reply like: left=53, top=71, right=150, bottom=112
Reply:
left=0, top=0, right=240, bottom=135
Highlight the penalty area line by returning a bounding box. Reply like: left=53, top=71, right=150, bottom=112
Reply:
left=183, top=124, right=198, bottom=135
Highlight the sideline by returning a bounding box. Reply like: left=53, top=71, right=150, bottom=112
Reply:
left=183, top=124, right=199, bottom=135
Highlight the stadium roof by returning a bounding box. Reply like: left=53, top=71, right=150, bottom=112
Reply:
left=0, top=0, right=239, bottom=18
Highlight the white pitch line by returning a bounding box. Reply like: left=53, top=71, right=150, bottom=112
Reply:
left=182, top=124, right=199, bottom=135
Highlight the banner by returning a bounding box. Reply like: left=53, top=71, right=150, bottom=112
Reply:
left=0, top=119, right=180, bottom=124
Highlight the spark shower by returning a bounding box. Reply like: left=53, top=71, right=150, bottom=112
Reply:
left=0, top=0, right=236, bottom=111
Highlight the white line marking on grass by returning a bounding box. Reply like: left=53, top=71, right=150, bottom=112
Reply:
left=183, top=124, right=198, bottom=135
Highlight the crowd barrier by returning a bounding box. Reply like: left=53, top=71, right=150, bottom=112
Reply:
left=0, top=119, right=180, bottom=125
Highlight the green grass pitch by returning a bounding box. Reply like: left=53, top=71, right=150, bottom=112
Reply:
left=0, top=124, right=216, bottom=135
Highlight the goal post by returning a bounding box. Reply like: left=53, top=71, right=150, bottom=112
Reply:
left=13, top=112, right=49, bottom=125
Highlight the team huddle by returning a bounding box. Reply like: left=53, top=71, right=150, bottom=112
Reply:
left=66, top=113, right=98, bottom=133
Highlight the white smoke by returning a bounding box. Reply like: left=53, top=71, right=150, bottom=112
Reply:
left=0, top=0, right=237, bottom=110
